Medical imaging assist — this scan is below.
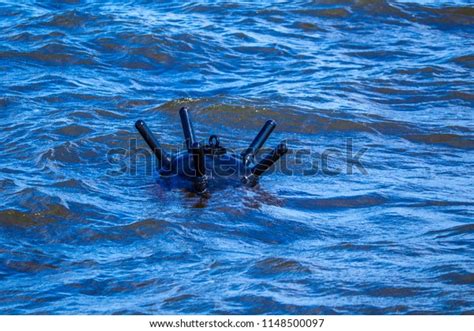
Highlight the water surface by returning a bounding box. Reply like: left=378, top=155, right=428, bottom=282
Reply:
left=0, top=0, right=473, bottom=314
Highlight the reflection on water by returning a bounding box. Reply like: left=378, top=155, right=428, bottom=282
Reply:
left=0, top=0, right=473, bottom=314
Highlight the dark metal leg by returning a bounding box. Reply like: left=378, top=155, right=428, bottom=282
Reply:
left=191, top=142, right=207, bottom=194
left=179, top=107, right=197, bottom=151
left=241, top=120, right=276, bottom=165
left=242, top=142, right=288, bottom=187
left=135, top=120, right=172, bottom=169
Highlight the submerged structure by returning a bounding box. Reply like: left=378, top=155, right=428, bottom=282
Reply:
left=135, top=107, right=288, bottom=194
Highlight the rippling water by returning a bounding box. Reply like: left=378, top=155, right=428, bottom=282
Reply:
left=0, top=0, right=473, bottom=314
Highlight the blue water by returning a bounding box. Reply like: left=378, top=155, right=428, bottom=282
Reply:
left=0, top=0, right=473, bottom=314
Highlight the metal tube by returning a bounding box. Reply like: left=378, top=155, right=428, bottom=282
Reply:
left=241, top=142, right=288, bottom=187
left=135, top=120, right=172, bottom=169
left=191, top=142, right=206, bottom=178
left=241, top=120, right=276, bottom=165
left=191, top=142, right=207, bottom=194
left=179, top=107, right=197, bottom=151
left=252, top=142, right=288, bottom=177
left=251, top=142, right=288, bottom=177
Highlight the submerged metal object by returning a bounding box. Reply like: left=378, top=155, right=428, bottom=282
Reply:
left=135, top=107, right=288, bottom=194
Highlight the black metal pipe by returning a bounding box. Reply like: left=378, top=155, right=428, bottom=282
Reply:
left=179, top=107, right=197, bottom=151
left=242, top=142, right=288, bottom=187
left=135, top=120, right=172, bottom=169
left=191, top=142, right=206, bottom=178
left=241, top=120, right=276, bottom=165
left=252, top=142, right=288, bottom=177
left=191, top=142, right=207, bottom=194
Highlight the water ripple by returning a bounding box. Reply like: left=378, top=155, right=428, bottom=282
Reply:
left=0, top=0, right=473, bottom=314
